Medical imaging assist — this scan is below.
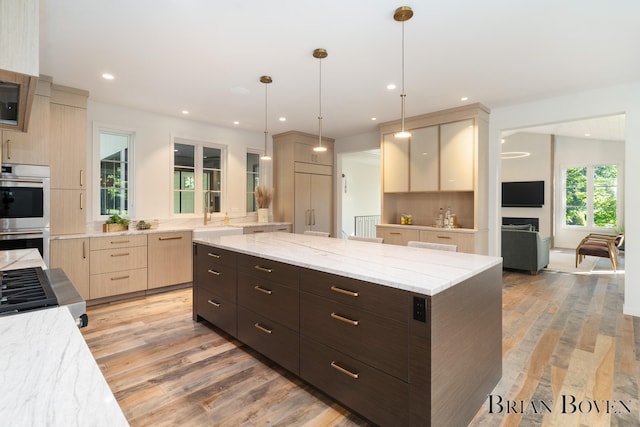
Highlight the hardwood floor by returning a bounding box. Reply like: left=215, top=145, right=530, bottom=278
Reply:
left=82, top=256, right=639, bottom=427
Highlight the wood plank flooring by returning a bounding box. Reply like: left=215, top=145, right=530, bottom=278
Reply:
left=82, top=255, right=639, bottom=427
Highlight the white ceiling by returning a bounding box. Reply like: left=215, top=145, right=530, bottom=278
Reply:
left=38, top=0, right=640, bottom=140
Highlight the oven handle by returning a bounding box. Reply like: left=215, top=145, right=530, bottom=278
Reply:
left=0, top=230, right=44, bottom=240
left=0, top=177, right=45, bottom=184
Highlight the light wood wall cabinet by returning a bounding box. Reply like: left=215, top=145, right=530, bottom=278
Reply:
left=1, top=78, right=51, bottom=165
left=273, top=131, right=335, bottom=236
left=147, top=231, right=193, bottom=289
left=49, top=85, right=88, bottom=236
left=49, top=238, right=90, bottom=300
left=378, top=104, right=490, bottom=254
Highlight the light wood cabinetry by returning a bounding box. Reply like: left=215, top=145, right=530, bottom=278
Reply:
left=273, top=131, right=335, bottom=236
left=147, top=231, right=193, bottom=289
left=89, top=234, right=147, bottom=299
left=242, top=223, right=292, bottom=234
left=49, top=85, right=88, bottom=236
left=1, top=78, right=51, bottom=165
left=419, top=228, right=475, bottom=253
left=49, top=238, right=90, bottom=300
left=376, top=226, right=419, bottom=246
left=379, top=104, right=490, bottom=254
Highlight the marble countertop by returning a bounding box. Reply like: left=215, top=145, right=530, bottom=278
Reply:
left=0, top=248, right=46, bottom=270
left=0, top=307, right=129, bottom=426
left=194, top=233, right=502, bottom=296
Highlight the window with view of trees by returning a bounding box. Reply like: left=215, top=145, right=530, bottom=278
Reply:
left=173, top=140, right=224, bottom=215
left=564, top=164, right=618, bottom=228
left=246, top=152, right=260, bottom=212
left=100, top=131, right=131, bottom=216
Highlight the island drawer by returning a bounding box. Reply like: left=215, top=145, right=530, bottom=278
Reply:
left=90, top=234, right=147, bottom=251
left=238, top=254, right=299, bottom=288
left=196, top=287, right=237, bottom=337
left=300, top=269, right=408, bottom=324
left=196, top=245, right=237, bottom=269
left=300, top=292, right=408, bottom=381
left=300, top=337, right=409, bottom=427
left=237, top=306, right=299, bottom=375
left=237, top=272, right=299, bottom=331
left=196, top=263, right=237, bottom=303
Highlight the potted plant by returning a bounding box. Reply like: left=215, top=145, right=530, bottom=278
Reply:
left=103, top=214, right=130, bottom=232
left=255, top=186, right=273, bottom=224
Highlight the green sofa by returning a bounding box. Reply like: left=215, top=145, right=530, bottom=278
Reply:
left=501, top=224, right=550, bottom=275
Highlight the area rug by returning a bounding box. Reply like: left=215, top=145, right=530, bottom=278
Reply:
left=545, top=249, right=625, bottom=274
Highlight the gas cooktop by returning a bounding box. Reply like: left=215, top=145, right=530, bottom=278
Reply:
left=0, top=267, right=58, bottom=315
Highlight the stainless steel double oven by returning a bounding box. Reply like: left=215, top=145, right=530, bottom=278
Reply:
left=0, top=163, right=50, bottom=265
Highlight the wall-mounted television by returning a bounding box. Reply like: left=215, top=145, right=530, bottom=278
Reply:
left=501, top=180, right=544, bottom=207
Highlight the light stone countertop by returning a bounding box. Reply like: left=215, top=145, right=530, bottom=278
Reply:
left=0, top=249, right=129, bottom=426
left=0, top=307, right=129, bottom=427
left=193, top=232, right=502, bottom=296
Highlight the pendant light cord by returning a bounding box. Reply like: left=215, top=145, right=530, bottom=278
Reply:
left=318, top=57, right=323, bottom=146
left=400, top=19, right=406, bottom=133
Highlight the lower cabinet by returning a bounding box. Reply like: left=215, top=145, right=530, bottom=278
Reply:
left=89, top=235, right=147, bottom=300
left=376, top=226, right=419, bottom=246
left=377, top=224, right=485, bottom=254
left=49, top=238, right=90, bottom=300
left=242, top=224, right=292, bottom=234
left=418, top=229, right=475, bottom=253
left=147, top=231, right=192, bottom=289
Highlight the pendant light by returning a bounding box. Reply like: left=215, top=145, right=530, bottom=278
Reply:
left=313, top=48, right=328, bottom=152
left=260, top=75, right=272, bottom=160
left=394, top=6, right=413, bottom=139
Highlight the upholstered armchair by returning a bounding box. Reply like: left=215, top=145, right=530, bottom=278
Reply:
left=501, top=225, right=551, bottom=275
left=575, top=233, right=624, bottom=271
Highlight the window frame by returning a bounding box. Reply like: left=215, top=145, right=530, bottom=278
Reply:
left=171, top=137, right=227, bottom=217
left=246, top=149, right=261, bottom=213
left=562, top=162, right=620, bottom=230
left=93, top=124, right=135, bottom=221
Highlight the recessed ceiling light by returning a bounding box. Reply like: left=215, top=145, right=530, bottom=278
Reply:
left=181, top=110, right=189, bottom=115
left=584, top=133, right=591, bottom=137
left=279, top=117, right=286, bottom=122
left=102, top=73, right=114, bottom=80
left=371, top=117, right=377, bottom=121
left=387, top=84, right=396, bottom=90
left=461, top=96, right=468, bottom=101
left=233, top=121, right=240, bottom=125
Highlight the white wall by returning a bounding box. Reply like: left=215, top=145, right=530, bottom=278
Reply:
left=340, top=152, right=381, bottom=238
left=86, top=100, right=270, bottom=223
left=501, top=132, right=552, bottom=237
left=554, top=136, right=625, bottom=248
left=489, top=82, right=640, bottom=317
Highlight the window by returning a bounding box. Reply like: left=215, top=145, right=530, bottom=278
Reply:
left=99, top=130, right=132, bottom=216
left=564, top=164, right=618, bottom=228
left=173, top=139, right=225, bottom=215
left=246, top=152, right=260, bottom=212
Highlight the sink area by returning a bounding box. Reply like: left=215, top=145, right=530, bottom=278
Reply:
left=192, top=225, right=244, bottom=240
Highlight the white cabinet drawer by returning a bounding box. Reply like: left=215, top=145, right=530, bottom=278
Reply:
left=90, top=246, right=147, bottom=274
left=90, top=268, right=147, bottom=299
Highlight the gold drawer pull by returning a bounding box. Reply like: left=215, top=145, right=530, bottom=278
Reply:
left=390, top=232, right=402, bottom=235
left=254, top=265, right=273, bottom=273
left=110, top=252, right=130, bottom=257
left=252, top=230, right=265, bottom=233
left=330, top=312, right=359, bottom=326
left=436, top=235, right=452, bottom=240
left=254, top=285, right=273, bottom=295
left=207, top=299, right=221, bottom=307
left=330, top=285, right=359, bottom=297
left=254, top=322, right=273, bottom=334
left=110, top=275, right=130, bottom=281
left=330, top=361, right=359, bottom=379
left=207, top=252, right=221, bottom=259
left=159, top=236, right=183, bottom=241
left=207, top=269, right=221, bottom=276
left=110, top=240, right=130, bottom=244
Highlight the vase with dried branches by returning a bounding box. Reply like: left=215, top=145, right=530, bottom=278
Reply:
left=255, top=186, right=273, bottom=223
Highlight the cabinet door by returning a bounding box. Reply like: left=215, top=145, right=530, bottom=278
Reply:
left=440, top=119, right=474, bottom=191
left=382, top=133, right=409, bottom=192
left=310, top=173, right=332, bottom=234
left=1, top=94, right=50, bottom=165
left=419, top=229, right=475, bottom=253
left=376, top=226, right=418, bottom=246
left=49, top=103, right=86, bottom=190
left=409, top=125, right=439, bottom=191
left=147, top=231, right=193, bottom=289
left=294, top=142, right=333, bottom=166
left=49, top=238, right=90, bottom=300
left=50, top=189, right=86, bottom=235
left=294, top=173, right=311, bottom=233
